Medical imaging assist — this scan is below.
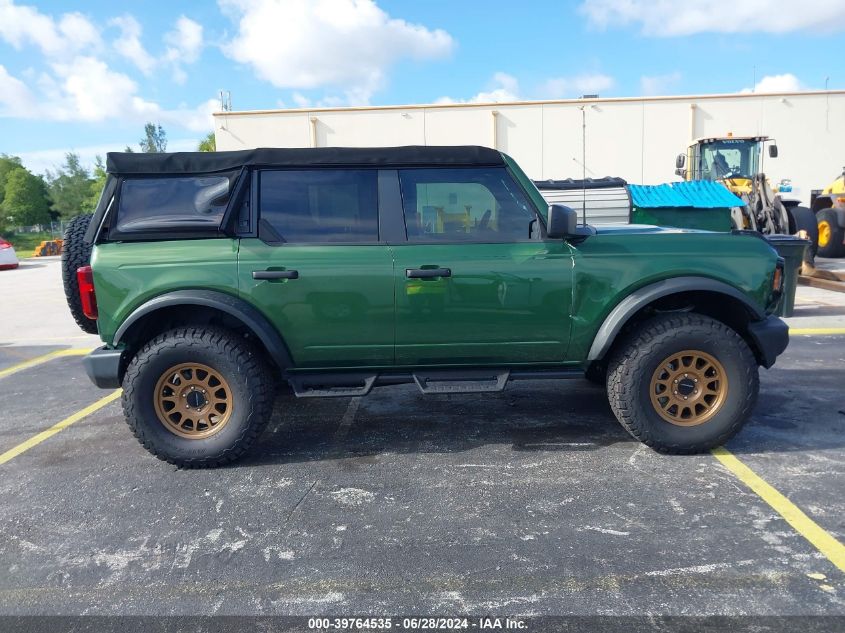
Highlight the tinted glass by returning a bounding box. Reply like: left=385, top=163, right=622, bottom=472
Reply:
left=259, top=170, right=378, bottom=243
left=116, top=173, right=235, bottom=233
left=399, top=167, right=537, bottom=242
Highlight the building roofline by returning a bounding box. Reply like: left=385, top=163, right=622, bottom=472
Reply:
left=212, top=89, right=845, bottom=118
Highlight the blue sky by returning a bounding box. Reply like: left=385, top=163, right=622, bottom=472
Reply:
left=1, top=0, right=843, bottom=174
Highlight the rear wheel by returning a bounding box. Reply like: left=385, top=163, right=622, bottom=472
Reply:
left=817, top=208, right=845, bottom=258
left=606, top=313, right=758, bottom=454
left=122, top=327, right=275, bottom=468
left=61, top=213, right=97, bottom=334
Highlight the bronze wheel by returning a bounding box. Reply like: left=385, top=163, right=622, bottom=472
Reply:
left=649, top=350, right=728, bottom=427
left=153, top=362, right=233, bottom=439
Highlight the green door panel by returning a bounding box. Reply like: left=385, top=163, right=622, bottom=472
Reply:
left=237, top=239, right=395, bottom=368
left=392, top=242, right=575, bottom=366
left=92, top=239, right=240, bottom=344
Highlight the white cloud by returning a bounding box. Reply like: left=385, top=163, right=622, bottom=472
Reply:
left=163, top=16, right=204, bottom=83
left=579, top=0, right=845, bottom=36
left=0, top=58, right=218, bottom=132
left=0, top=0, right=100, bottom=57
left=110, top=15, right=156, bottom=75
left=220, top=0, right=454, bottom=104
left=436, top=72, right=520, bottom=105
left=640, top=71, right=682, bottom=96
left=542, top=73, right=614, bottom=98
left=0, top=64, right=36, bottom=116
left=741, top=73, right=804, bottom=93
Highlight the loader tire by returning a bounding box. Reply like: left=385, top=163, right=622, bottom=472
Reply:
left=787, top=205, right=818, bottom=264
left=817, top=209, right=845, bottom=258
left=61, top=213, right=98, bottom=334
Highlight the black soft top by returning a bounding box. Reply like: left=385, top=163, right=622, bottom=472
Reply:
left=106, top=145, right=504, bottom=175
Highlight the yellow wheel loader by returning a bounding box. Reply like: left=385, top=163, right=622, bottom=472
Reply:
left=674, top=135, right=818, bottom=264
left=811, top=167, right=845, bottom=258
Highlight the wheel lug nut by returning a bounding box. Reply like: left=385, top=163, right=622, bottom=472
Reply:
left=673, top=390, right=678, bottom=395
left=684, top=373, right=688, bottom=378
left=693, top=378, right=698, bottom=383
left=674, top=379, right=679, bottom=384
left=683, top=396, right=688, bottom=400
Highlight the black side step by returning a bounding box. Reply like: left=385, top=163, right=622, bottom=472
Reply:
left=412, top=369, right=510, bottom=394
left=288, top=373, right=377, bottom=398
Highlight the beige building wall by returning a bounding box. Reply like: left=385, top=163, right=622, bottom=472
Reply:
left=214, top=91, right=845, bottom=205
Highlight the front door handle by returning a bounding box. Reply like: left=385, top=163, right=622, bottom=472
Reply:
left=406, top=267, right=451, bottom=279
left=253, top=269, right=299, bottom=280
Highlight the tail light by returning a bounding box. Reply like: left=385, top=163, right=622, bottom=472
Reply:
left=0, top=239, right=10, bottom=250
left=772, top=259, right=785, bottom=295
left=76, top=265, right=98, bottom=320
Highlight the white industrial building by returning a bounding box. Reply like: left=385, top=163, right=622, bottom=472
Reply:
left=214, top=90, right=845, bottom=205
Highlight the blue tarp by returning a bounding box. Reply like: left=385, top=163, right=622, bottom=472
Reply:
left=629, top=180, right=744, bottom=209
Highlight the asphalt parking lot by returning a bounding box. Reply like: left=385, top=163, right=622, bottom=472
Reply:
left=0, top=257, right=843, bottom=617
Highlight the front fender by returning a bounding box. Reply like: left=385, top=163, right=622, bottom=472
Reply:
left=586, top=276, right=765, bottom=361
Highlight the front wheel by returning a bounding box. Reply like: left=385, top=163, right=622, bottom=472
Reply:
left=606, top=313, right=758, bottom=454
left=122, top=327, right=275, bottom=468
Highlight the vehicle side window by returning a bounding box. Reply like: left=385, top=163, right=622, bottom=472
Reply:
left=259, top=169, right=378, bottom=243
left=399, top=167, right=538, bottom=242
left=115, top=172, right=237, bottom=233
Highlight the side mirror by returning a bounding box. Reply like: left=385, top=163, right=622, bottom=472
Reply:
left=675, top=153, right=686, bottom=169
left=768, top=144, right=778, bottom=158
left=547, top=204, right=578, bottom=239
left=674, top=168, right=687, bottom=178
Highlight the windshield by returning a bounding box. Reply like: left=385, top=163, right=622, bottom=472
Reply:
left=696, top=139, right=761, bottom=181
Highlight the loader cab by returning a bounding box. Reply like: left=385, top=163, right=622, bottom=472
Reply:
left=675, top=136, right=777, bottom=193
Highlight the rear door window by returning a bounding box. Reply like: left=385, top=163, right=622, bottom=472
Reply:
left=115, top=172, right=237, bottom=234
left=258, top=170, right=378, bottom=243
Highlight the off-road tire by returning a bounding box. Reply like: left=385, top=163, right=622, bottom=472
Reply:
left=787, top=205, right=818, bottom=264
left=606, top=313, right=758, bottom=454
left=61, top=213, right=97, bottom=334
left=817, top=208, right=845, bottom=258
left=122, top=327, right=275, bottom=468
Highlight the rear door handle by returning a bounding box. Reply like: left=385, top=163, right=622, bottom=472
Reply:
left=253, top=269, right=299, bottom=280
left=406, top=267, right=451, bottom=279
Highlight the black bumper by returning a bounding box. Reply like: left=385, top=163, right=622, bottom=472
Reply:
left=83, top=346, right=124, bottom=389
left=747, top=315, right=789, bottom=368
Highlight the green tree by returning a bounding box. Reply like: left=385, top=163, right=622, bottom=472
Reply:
left=0, top=154, right=23, bottom=206
left=84, top=156, right=108, bottom=211
left=198, top=132, right=216, bottom=152
left=3, top=167, right=51, bottom=226
left=45, top=152, right=94, bottom=219
left=140, top=122, right=167, bottom=153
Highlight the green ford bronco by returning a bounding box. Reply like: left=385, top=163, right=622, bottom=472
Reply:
left=61, top=146, right=789, bottom=468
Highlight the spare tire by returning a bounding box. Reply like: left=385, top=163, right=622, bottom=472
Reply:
left=61, top=213, right=98, bottom=334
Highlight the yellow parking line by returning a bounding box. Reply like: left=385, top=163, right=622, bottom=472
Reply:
left=0, top=348, right=91, bottom=380
left=712, top=446, right=845, bottom=573
left=0, top=390, right=122, bottom=465
left=790, top=327, right=845, bottom=335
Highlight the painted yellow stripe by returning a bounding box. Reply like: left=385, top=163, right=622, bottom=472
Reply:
left=0, top=390, right=121, bottom=465
left=790, top=327, right=845, bottom=335
left=712, top=446, right=845, bottom=573
left=0, top=348, right=91, bottom=380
